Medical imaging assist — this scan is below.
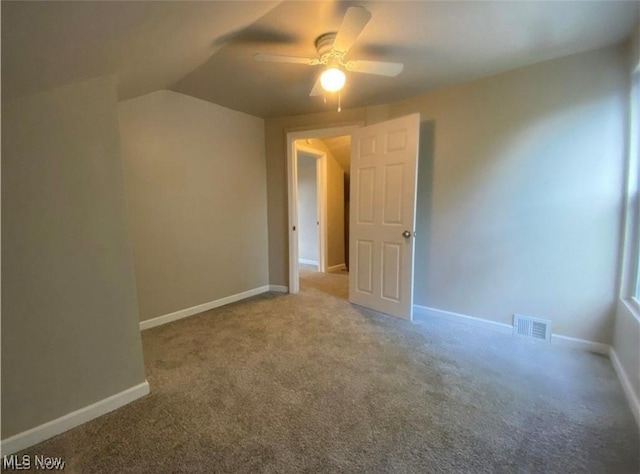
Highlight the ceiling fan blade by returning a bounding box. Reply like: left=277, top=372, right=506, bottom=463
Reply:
left=253, top=53, right=316, bottom=65
left=346, top=60, right=404, bottom=77
left=309, top=77, right=323, bottom=96
left=332, top=6, right=372, bottom=54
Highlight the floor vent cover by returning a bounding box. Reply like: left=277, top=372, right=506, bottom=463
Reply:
left=513, top=314, right=551, bottom=342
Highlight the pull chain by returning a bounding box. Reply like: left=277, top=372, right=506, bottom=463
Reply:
left=338, top=92, right=341, bottom=112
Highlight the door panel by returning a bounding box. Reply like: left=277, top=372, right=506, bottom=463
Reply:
left=349, top=114, right=420, bottom=320
left=356, top=240, right=374, bottom=294
left=382, top=163, right=404, bottom=224
left=381, top=242, right=401, bottom=301
left=357, top=167, right=376, bottom=224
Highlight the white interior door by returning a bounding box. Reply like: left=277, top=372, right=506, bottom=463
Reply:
left=349, top=113, right=420, bottom=320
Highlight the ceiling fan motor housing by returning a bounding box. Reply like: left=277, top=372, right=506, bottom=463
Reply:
left=315, top=32, right=346, bottom=69
left=315, top=33, right=337, bottom=57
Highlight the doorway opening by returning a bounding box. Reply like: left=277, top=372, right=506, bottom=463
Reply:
left=288, top=115, right=420, bottom=320
left=295, top=146, right=326, bottom=273
left=287, top=124, right=362, bottom=294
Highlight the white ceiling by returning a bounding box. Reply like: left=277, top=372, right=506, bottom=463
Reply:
left=3, top=1, right=638, bottom=118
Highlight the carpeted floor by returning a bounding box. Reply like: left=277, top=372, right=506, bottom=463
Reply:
left=15, top=267, right=640, bottom=473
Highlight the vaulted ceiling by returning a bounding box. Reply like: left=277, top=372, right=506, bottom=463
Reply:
left=3, top=1, right=638, bottom=118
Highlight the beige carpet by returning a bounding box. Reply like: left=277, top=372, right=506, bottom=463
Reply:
left=15, top=268, right=640, bottom=472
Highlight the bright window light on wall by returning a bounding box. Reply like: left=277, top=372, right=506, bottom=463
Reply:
left=320, top=67, right=346, bottom=93
left=632, top=72, right=640, bottom=301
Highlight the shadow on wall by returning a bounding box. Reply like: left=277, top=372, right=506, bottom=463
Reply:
left=414, top=120, right=435, bottom=305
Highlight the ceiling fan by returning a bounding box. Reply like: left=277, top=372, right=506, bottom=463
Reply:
left=253, top=6, right=404, bottom=100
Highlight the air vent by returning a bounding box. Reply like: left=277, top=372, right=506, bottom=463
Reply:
left=513, top=314, right=551, bottom=342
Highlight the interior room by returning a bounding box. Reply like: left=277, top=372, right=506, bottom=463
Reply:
left=2, top=1, right=639, bottom=471
left=294, top=136, right=350, bottom=278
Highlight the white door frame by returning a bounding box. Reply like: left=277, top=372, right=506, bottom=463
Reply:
left=295, top=144, right=327, bottom=273
left=287, top=123, right=363, bottom=294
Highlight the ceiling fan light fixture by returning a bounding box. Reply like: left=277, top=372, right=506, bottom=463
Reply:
left=320, top=67, right=346, bottom=93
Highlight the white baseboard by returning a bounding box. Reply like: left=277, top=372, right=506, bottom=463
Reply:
left=327, top=263, right=347, bottom=273
left=140, top=286, right=270, bottom=331
left=0, top=381, right=149, bottom=456
left=299, top=259, right=319, bottom=266
left=413, top=305, right=610, bottom=354
left=413, top=305, right=512, bottom=334
left=609, top=347, right=640, bottom=428
left=550, top=333, right=610, bottom=355
left=269, top=285, right=289, bottom=293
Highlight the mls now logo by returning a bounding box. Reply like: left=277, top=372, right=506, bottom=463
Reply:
left=3, top=454, right=65, bottom=470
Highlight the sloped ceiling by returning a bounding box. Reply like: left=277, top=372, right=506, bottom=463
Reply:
left=2, top=1, right=638, bottom=118
left=1, top=1, right=280, bottom=100
left=322, top=135, right=351, bottom=175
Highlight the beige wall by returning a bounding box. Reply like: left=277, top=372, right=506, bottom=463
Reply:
left=1, top=76, right=146, bottom=438
left=326, top=150, right=346, bottom=268
left=387, top=45, right=627, bottom=343
left=266, top=45, right=628, bottom=344
left=118, top=90, right=269, bottom=322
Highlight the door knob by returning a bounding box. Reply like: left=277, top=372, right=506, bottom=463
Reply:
left=402, top=230, right=412, bottom=238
